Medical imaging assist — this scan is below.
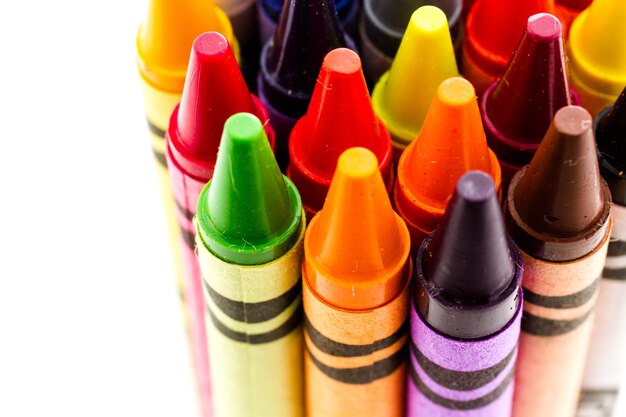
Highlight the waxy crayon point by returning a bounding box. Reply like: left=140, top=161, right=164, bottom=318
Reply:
left=137, top=0, right=238, bottom=92
left=258, top=0, right=354, bottom=168
left=197, top=113, right=302, bottom=265
left=372, top=6, right=459, bottom=157
left=481, top=13, right=574, bottom=190
left=168, top=32, right=260, bottom=179
left=568, top=0, right=626, bottom=115
left=288, top=48, right=393, bottom=218
left=394, top=77, right=501, bottom=249
left=462, top=0, right=560, bottom=94
left=510, top=106, right=608, bottom=256
left=359, top=0, right=461, bottom=85
left=256, top=0, right=359, bottom=44
left=597, top=89, right=626, bottom=205
left=407, top=171, right=522, bottom=416
left=305, top=147, right=410, bottom=310
left=259, top=0, right=351, bottom=118
left=424, top=171, right=516, bottom=306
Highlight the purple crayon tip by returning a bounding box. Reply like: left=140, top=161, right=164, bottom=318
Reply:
left=259, top=0, right=354, bottom=118
left=417, top=171, right=521, bottom=339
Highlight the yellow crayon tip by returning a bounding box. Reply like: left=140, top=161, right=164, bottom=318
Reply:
left=137, top=0, right=238, bottom=93
left=568, top=0, right=626, bottom=99
left=372, top=5, right=459, bottom=147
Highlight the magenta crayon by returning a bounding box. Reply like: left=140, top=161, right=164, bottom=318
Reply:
left=257, top=0, right=355, bottom=170
left=408, top=171, right=523, bottom=417
left=480, top=13, right=577, bottom=192
left=165, top=32, right=275, bottom=417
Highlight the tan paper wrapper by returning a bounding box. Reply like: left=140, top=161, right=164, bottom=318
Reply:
left=512, top=227, right=610, bottom=417
left=303, top=274, right=409, bottom=417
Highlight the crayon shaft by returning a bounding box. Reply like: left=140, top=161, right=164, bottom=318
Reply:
left=197, top=218, right=306, bottom=417
left=166, top=147, right=214, bottom=416
left=303, top=275, right=409, bottom=417
left=512, top=229, right=610, bottom=417
left=582, top=204, right=626, bottom=391
left=407, top=299, right=521, bottom=417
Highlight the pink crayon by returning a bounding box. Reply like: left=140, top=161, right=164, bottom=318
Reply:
left=165, top=32, right=275, bottom=415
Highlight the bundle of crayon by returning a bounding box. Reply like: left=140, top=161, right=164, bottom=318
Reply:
left=134, top=0, right=626, bottom=416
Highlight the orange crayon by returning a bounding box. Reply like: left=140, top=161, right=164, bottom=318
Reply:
left=393, top=77, right=501, bottom=252
left=303, top=148, right=411, bottom=417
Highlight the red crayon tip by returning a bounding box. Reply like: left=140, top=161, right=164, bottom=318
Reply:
left=482, top=14, right=573, bottom=163
left=288, top=48, right=393, bottom=217
left=168, top=32, right=271, bottom=179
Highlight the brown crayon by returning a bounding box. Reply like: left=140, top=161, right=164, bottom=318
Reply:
left=504, top=106, right=612, bottom=417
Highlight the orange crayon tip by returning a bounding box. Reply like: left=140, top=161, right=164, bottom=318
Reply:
left=304, top=148, right=410, bottom=311
left=395, top=77, right=501, bottom=243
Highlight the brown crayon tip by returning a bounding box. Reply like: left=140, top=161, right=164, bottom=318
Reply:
left=507, top=105, right=611, bottom=261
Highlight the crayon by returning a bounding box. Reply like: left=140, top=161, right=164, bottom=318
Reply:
left=580, top=88, right=626, bottom=412
left=287, top=48, right=393, bottom=220
left=371, top=6, right=459, bottom=162
left=213, top=0, right=260, bottom=89
left=505, top=106, right=612, bottom=417
left=393, top=77, right=502, bottom=252
left=136, top=1, right=237, bottom=412
left=480, top=13, right=577, bottom=193
left=462, top=0, right=560, bottom=95
left=257, top=0, right=355, bottom=170
left=256, top=0, right=360, bottom=45
left=408, top=171, right=523, bottom=417
left=303, top=147, right=411, bottom=417
left=567, top=0, right=626, bottom=116
left=359, top=0, right=461, bottom=86
left=195, top=113, right=304, bottom=417
left=165, top=32, right=275, bottom=417
left=555, top=0, right=592, bottom=28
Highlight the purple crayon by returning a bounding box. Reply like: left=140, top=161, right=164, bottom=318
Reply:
left=407, top=171, right=523, bottom=417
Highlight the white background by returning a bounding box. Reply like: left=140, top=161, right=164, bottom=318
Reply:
left=0, top=1, right=199, bottom=415
left=1, top=1, right=626, bottom=417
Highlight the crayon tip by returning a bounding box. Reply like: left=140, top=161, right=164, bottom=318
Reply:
left=568, top=0, right=626, bottom=97
left=507, top=105, right=611, bottom=260
left=423, top=171, right=516, bottom=305
left=464, top=0, right=558, bottom=75
left=305, top=148, right=410, bottom=310
left=399, top=77, right=501, bottom=212
left=197, top=113, right=302, bottom=265
left=596, top=88, right=626, bottom=204
left=136, top=0, right=236, bottom=92
left=170, top=32, right=256, bottom=170
left=482, top=14, right=572, bottom=161
left=289, top=48, right=392, bottom=213
left=372, top=6, right=459, bottom=146
left=259, top=0, right=351, bottom=117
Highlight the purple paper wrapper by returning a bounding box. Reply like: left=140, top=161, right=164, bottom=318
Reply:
left=406, top=294, right=522, bottom=417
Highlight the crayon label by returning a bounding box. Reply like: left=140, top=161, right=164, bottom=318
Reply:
left=576, top=390, right=618, bottom=417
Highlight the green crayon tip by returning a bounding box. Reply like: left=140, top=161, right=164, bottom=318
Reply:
left=196, top=112, right=303, bottom=265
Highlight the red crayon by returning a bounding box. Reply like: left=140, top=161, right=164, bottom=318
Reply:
left=462, top=0, right=562, bottom=94
left=165, top=32, right=274, bottom=415
left=288, top=48, right=393, bottom=220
